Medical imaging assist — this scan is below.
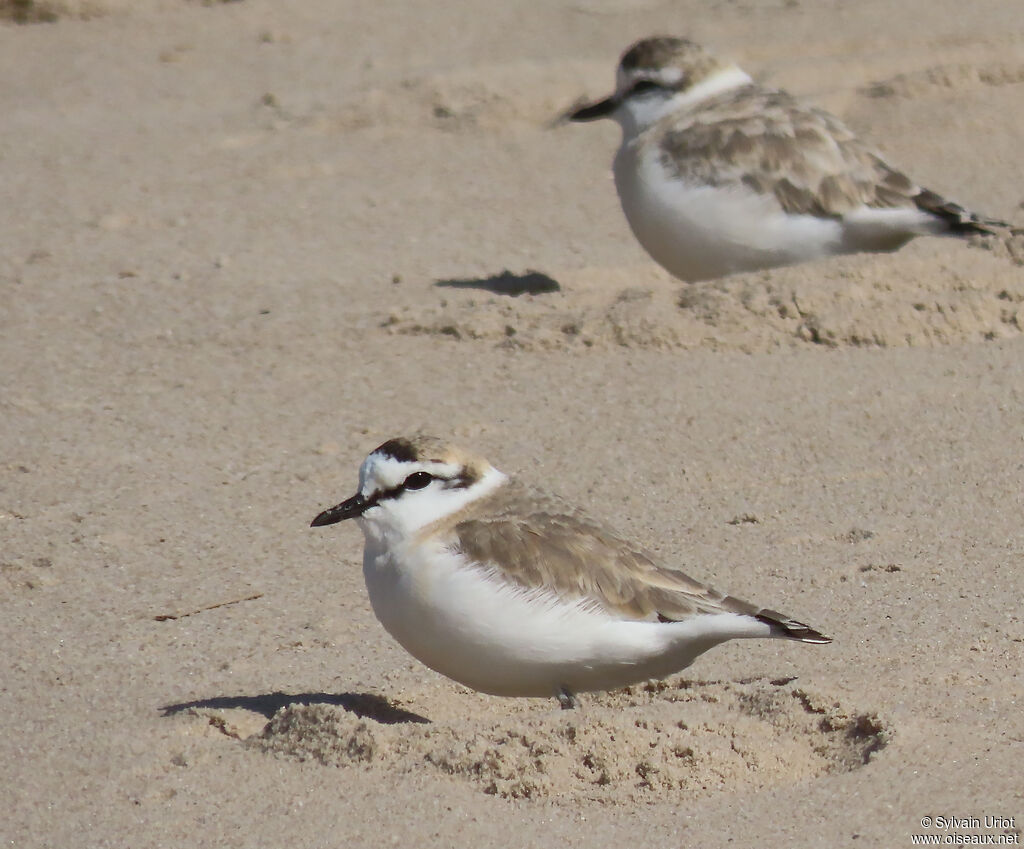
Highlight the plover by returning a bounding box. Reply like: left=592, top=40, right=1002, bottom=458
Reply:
left=567, top=36, right=1013, bottom=282
left=311, top=435, right=830, bottom=708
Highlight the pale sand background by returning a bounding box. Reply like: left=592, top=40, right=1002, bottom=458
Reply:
left=2, top=1, right=1023, bottom=845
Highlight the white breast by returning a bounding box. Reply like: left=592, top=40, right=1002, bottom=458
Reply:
left=361, top=536, right=770, bottom=698
left=613, top=140, right=846, bottom=282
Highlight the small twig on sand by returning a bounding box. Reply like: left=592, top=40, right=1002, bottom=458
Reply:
left=154, top=592, right=263, bottom=621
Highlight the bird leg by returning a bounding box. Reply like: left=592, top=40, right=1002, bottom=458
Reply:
left=556, top=687, right=578, bottom=710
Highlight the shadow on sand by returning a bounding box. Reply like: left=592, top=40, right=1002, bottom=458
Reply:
left=160, top=690, right=429, bottom=725
left=435, top=269, right=560, bottom=297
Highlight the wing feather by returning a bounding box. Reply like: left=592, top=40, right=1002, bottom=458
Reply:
left=655, top=85, right=955, bottom=221
left=449, top=482, right=762, bottom=623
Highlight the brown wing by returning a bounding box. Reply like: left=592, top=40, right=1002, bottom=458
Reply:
left=449, top=482, right=767, bottom=624
left=657, top=85, right=927, bottom=218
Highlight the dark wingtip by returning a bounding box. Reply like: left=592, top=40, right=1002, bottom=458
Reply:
left=913, top=189, right=1018, bottom=236
left=756, top=611, right=832, bottom=644
left=784, top=624, right=832, bottom=644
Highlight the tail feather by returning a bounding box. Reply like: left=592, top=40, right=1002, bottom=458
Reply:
left=756, top=609, right=832, bottom=644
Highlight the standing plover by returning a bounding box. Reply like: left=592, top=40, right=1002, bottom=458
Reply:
left=567, top=36, right=1013, bottom=282
left=311, top=435, right=830, bottom=708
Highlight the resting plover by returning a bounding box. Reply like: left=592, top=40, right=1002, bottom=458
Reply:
left=567, top=36, right=1013, bottom=282
left=311, top=435, right=830, bottom=708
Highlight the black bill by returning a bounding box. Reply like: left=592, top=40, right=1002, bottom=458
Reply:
left=567, top=94, right=618, bottom=122
left=310, top=493, right=370, bottom=527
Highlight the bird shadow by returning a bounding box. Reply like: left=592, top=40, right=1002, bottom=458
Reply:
left=435, top=269, right=560, bottom=297
left=160, top=690, right=430, bottom=725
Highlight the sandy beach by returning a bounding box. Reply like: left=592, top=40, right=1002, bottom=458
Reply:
left=2, top=0, right=1023, bottom=845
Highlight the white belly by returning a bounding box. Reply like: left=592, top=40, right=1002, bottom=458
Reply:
left=361, top=539, right=769, bottom=698
left=613, top=143, right=846, bottom=282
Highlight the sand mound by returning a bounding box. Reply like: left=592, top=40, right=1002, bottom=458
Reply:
left=863, top=61, right=1024, bottom=99
left=0, top=0, right=174, bottom=22
left=383, top=236, right=1024, bottom=352
left=223, top=678, right=890, bottom=803
left=1, top=0, right=90, bottom=21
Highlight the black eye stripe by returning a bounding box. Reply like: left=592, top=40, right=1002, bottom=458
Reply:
left=369, top=470, right=477, bottom=505
left=630, top=79, right=662, bottom=94
left=444, top=471, right=479, bottom=490
left=374, top=475, right=444, bottom=503
left=374, top=485, right=409, bottom=504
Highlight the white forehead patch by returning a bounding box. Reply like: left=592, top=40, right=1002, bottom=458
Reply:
left=358, top=451, right=462, bottom=497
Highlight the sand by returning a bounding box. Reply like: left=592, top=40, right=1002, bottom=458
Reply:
left=2, top=1, right=1022, bottom=846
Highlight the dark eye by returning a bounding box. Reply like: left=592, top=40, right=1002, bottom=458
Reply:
left=630, top=79, right=661, bottom=95
left=402, top=471, right=434, bottom=490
